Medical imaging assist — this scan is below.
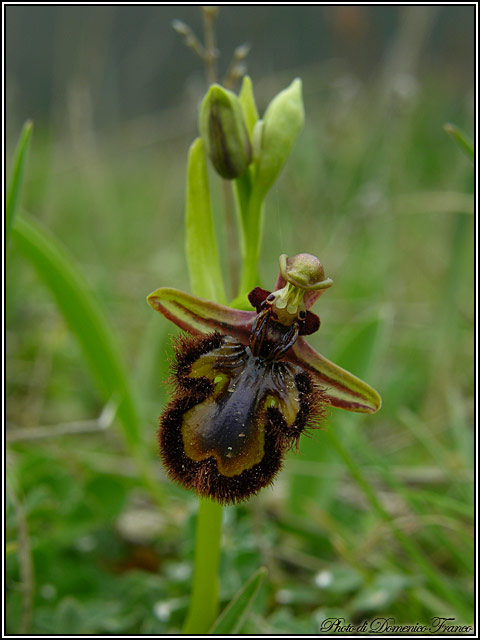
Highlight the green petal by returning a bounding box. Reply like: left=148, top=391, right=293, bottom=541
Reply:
left=290, top=338, right=382, bottom=414
left=147, top=288, right=382, bottom=414
left=147, top=287, right=254, bottom=340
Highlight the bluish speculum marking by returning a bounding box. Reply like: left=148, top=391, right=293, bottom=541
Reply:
left=182, top=337, right=302, bottom=476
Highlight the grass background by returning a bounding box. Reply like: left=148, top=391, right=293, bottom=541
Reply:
left=6, top=6, right=474, bottom=635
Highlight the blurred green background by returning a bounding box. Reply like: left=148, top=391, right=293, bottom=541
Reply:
left=6, top=5, right=474, bottom=635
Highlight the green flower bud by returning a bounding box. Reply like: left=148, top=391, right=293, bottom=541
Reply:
left=198, top=84, right=252, bottom=180
left=255, top=78, right=304, bottom=194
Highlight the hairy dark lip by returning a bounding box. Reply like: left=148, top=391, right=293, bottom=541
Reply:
left=158, top=331, right=328, bottom=504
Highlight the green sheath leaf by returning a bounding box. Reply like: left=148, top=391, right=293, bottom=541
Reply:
left=239, top=75, right=259, bottom=137
left=186, top=138, right=227, bottom=303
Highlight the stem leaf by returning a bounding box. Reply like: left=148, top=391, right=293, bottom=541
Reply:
left=209, top=566, right=267, bottom=634
left=186, top=138, right=227, bottom=304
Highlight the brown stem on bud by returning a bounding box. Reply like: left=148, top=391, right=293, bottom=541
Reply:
left=223, top=43, right=251, bottom=89
left=172, top=19, right=206, bottom=61
left=202, top=6, right=219, bottom=85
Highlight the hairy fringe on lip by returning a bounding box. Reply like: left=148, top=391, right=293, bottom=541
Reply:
left=158, top=331, right=329, bottom=504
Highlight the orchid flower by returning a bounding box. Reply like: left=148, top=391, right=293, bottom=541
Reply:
left=147, top=253, right=381, bottom=504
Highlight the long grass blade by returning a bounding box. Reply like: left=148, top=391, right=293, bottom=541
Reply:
left=209, top=567, right=267, bottom=634
left=11, top=215, right=162, bottom=500
left=444, top=123, right=474, bottom=162
left=6, top=121, right=33, bottom=248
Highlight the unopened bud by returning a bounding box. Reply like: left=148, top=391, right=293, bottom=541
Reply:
left=199, top=84, right=252, bottom=180
left=255, top=78, right=304, bottom=194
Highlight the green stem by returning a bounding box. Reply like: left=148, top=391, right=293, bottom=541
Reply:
left=232, top=170, right=251, bottom=260
left=183, top=497, right=223, bottom=633
left=182, top=59, right=266, bottom=631
left=183, top=130, right=228, bottom=631
left=221, top=179, right=240, bottom=299
left=191, top=178, right=264, bottom=640
left=238, top=187, right=265, bottom=296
